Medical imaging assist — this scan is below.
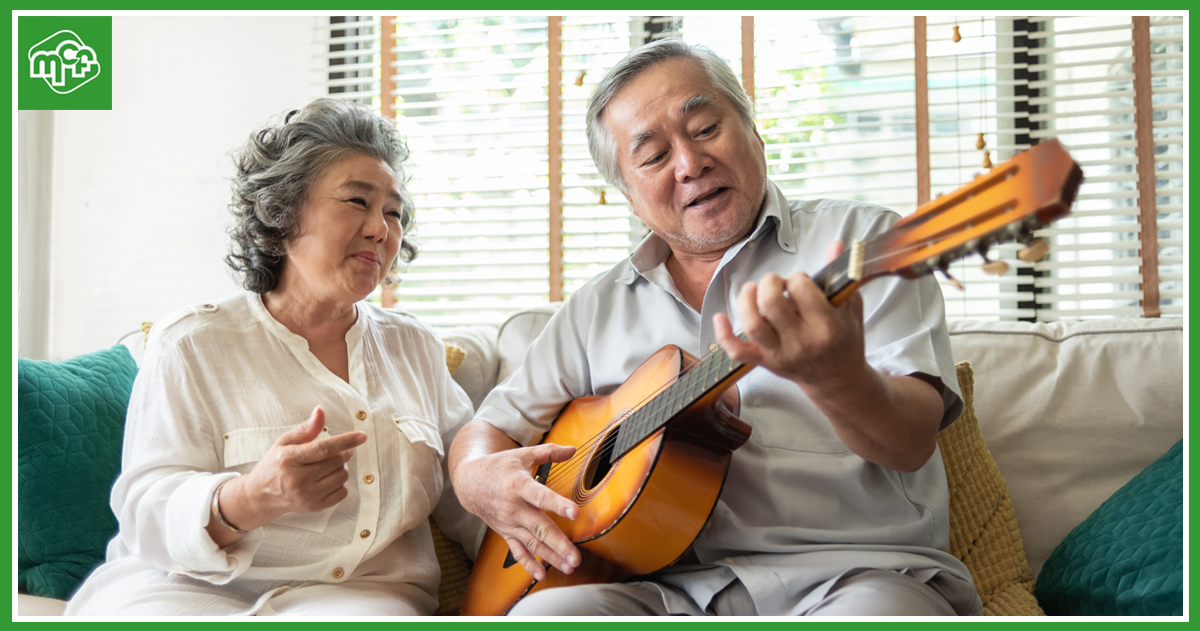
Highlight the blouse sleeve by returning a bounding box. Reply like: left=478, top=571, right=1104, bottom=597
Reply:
left=109, top=331, right=264, bottom=584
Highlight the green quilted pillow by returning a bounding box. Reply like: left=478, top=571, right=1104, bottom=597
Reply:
left=17, top=345, right=138, bottom=600
left=1035, top=440, right=1182, bottom=616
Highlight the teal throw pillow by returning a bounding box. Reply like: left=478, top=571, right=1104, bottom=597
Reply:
left=18, top=345, right=138, bottom=600
left=1035, top=440, right=1182, bottom=616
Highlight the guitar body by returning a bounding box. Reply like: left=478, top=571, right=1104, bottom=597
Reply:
left=460, top=345, right=752, bottom=616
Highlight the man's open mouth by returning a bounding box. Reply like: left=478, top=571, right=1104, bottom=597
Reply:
left=688, top=187, right=727, bottom=207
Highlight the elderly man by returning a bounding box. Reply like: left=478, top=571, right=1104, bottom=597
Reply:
left=449, top=39, right=981, bottom=616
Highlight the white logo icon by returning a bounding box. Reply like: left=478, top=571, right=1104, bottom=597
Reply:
left=28, top=30, right=102, bottom=95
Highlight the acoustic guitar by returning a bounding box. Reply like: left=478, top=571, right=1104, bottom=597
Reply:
left=460, top=139, right=1083, bottom=616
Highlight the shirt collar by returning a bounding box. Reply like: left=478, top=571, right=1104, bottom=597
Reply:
left=616, top=181, right=798, bottom=285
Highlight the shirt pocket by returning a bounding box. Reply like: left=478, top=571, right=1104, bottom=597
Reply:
left=393, top=417, right=445, bottom=459
left=221, top=425, right=336, bottom=534
left=391, top=416, right=445, bottom=526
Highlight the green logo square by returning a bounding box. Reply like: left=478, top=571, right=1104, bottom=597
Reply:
left=19, top=16, right=113, bottom=111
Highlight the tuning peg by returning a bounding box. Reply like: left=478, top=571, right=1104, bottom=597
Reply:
left=939, top=268, right=965, bottom=291
left=575, top=71, right=587, bottom=87
left=952, top=25, right=962, bottom=42
left=975, top=133, right=986, bottom=150
left=598, top=189, right=607, bottom=205
left=981, top=260, right=1010, bottom=276
left=1017, top=237, right=1050, bottom=263
left=981, top=150, right=993, bottom=169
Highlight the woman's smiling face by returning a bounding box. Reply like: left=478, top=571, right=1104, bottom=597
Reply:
left=280, top=152, right=404, bottom=305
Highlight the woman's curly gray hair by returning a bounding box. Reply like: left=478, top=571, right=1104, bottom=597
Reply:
left=225, top=98, right=417, bottom=294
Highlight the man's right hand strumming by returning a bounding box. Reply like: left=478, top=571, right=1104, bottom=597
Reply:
left=449, top=419, right=581, bottom=581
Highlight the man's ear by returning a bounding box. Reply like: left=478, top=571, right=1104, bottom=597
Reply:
left=754, top=127, right=765, bottom=151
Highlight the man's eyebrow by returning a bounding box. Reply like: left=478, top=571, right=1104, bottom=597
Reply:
left=627, top=93, right=719, bottom=157
left=338, top=180, right=403, bottom=204
left=679, top=93, right=716, bottom=116
left=629, top=129, right=659, bottom=156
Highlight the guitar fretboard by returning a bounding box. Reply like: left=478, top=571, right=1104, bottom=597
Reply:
left=612, top=344, right=744, bottom=458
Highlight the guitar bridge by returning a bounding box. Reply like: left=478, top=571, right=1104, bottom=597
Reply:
left=534, top=461, right=552, bottom=485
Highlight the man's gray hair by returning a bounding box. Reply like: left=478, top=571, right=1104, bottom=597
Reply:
left=585, top=39, right=756, bottom=193
left=225, top=98, right=417, bottom=294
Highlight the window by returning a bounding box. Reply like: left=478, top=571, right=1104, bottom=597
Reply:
left=321, top=14, right=1184, bottom=323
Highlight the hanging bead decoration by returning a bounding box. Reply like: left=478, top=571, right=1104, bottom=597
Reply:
left=977, top=17, right=990, bottom=169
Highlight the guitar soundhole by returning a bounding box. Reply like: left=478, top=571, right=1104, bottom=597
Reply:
left=583, top=432, right=617, bottom=491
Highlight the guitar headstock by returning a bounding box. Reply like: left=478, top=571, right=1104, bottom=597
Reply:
left=860, top=139, right=1083, bottom=283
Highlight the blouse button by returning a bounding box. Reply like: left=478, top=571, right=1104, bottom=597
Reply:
left=709, top=343, right=719, bottom=353
left=332, top=567, right=345, bottom=579
left=725, top=557, right=737, bottom=565
left=360, top=529, right=371, bottom=538
left=748, top=241, right=757, bottom=249
left=356, top=410, right=367, bottom=420
left=363, top=473, right=375, bottom=484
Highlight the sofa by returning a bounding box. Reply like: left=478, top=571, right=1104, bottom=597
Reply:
left=17, top=308, right=1184, bottom=616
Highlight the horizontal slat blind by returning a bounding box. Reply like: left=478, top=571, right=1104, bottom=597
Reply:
left=386, top=17, right=552, bottom=327
left=1022, top=15, right=1184, bottom=318
left=559, top=17, right=651, bottom=297
left=754, top=16, right=919, bottom=213
left=319, top=14, right=1183, bottom=325
left=923, top=17, right=1020, bottom=319
left=320, top=17, right=381, bottom=107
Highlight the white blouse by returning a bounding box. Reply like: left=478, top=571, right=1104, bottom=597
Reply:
left=95, top=292, right=474, bottom=598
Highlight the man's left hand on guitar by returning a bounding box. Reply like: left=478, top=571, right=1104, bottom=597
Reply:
left=714, top=242, right=944, bottom=473
left=714, top=241, right=867, bottom=394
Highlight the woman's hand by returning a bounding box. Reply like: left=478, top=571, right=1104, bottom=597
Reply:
left=208, top=407, right=365, bottom=545
left=449, top=420, right=580, bottom=581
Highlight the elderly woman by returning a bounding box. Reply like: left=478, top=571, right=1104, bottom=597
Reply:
left=65, top=99, right=476, bottom=616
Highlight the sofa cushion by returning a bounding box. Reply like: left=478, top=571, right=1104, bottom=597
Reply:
left=947, top=318, right=1183, bottom=576
left=17, top=346, right=138, bottom=600
left=495, top=304, right=560, bottom=384
left=1034, top=440, right=1183, bottom=615
left=939, top=362, right=1042, bottom=616
left=440, top=325, right=501, bottom=410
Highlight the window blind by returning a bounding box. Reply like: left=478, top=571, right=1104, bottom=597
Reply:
left=320, top=14, right=1183, bottom=324
left=754, top=16, right=920, bottom=213
left=320, top=16, right=381, bottom=107
left=923, top=17, right=1019, bottom=319
left=381, top=16, right=552, bottom=327
left=1019, top=15, right=1184, bottom=318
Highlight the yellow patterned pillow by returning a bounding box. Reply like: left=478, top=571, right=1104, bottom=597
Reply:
left=445, top=343, right=466, bottom=377
left=939, top=361, right=1043, bottom=616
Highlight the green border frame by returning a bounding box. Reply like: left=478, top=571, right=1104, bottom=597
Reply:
left=7, top=4, right=1191, bottom=627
